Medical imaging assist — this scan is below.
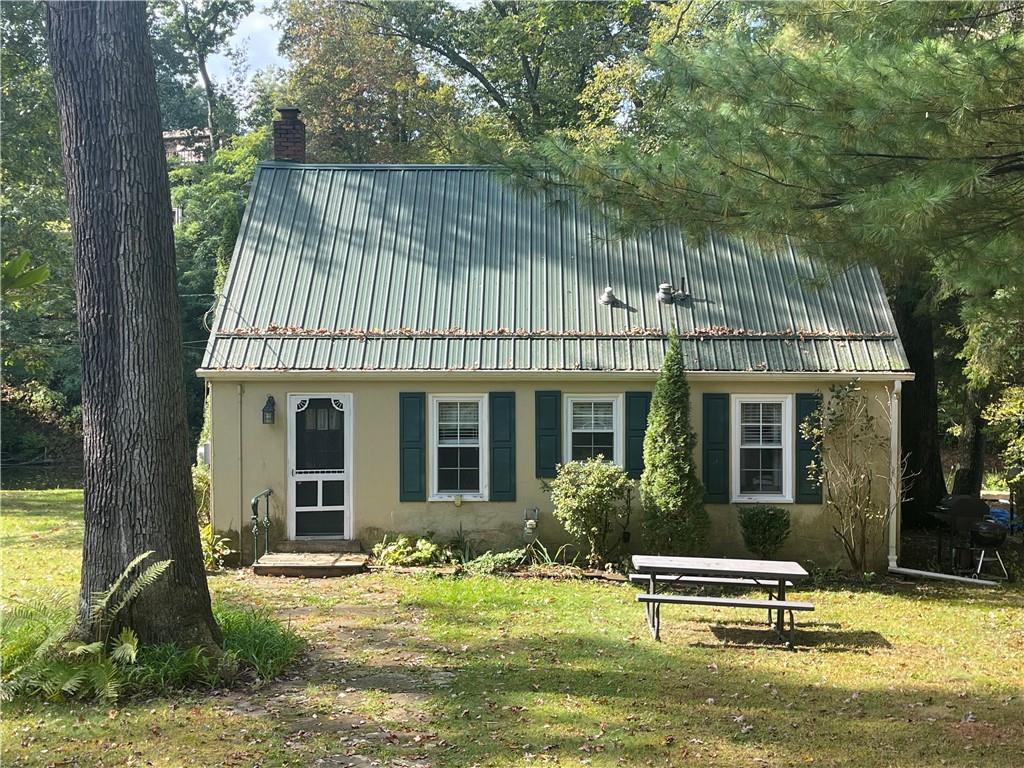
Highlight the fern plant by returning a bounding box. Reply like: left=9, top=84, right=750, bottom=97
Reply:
left=1, top=551, right=170, bottom=701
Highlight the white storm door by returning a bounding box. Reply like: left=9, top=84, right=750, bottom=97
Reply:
left=287, top=394, right=353, bottom=539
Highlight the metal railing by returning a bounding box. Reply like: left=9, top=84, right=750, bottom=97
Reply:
left=250, top=488, right=273, bottom=564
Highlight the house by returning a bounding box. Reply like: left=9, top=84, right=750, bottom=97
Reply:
left=163, top=128, right=211, bottom=166
left=199, top=109, right=913, bottom=569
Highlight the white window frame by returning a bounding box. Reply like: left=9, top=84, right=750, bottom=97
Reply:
left=429, top=394, right=489, bottom=501
left=731, top=394, right=794, bottom=504
left=563, top=394, right=625, bottom=468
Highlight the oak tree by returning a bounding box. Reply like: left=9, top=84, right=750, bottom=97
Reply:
left=46, top=0, right=220, bottom=648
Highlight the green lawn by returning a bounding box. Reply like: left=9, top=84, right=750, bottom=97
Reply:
left=2, top=489, right=1023, bottom=767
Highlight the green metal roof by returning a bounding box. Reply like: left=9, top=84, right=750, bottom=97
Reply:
left=201, top=163, right=909, bottom=375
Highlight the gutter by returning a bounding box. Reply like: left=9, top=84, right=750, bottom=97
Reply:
left=198, top=369, right=916, bottom=382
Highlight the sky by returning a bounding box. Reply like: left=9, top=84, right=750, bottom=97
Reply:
left=207, top=1, right=285, bottom=82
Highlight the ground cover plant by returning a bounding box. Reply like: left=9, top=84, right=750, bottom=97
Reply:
left=2, top=489, right=1022, bottom=767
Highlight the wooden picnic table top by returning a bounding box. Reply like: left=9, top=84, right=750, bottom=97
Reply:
left=631, top=555, right=809, bottom=582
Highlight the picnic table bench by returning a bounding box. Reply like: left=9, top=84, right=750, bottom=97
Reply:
left=631, top=555, right=814, bottom=647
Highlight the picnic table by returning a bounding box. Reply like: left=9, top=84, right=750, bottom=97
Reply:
left=631, top=555, right=814, bottom=647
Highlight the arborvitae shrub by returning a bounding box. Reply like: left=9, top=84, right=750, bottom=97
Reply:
left=640, top=333, right=709, bottom=553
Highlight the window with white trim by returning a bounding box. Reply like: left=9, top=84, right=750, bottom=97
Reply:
left=564, top=395, right=623, bottom=465
left=732, top=395, right=793, bottom=502
left=430, top=396, right=488, bottom=499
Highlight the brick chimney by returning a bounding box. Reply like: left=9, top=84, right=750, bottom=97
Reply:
left=273, top=107, right=306, bottom=162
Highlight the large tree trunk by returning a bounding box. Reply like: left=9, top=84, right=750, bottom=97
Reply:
left=951, top=388, right=988, bottom=496
left=891, top=276, right=947, bottom=527
left=46, top=1, right=220, bottom=649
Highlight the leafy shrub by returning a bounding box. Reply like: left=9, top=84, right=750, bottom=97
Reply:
left=372, top=534, right=452, bottom=567
left=803, top=380, right=901, bottom=572
left=640, top=333, right=709, bottom=554
left=464, top=549, right=525, bottom=575
left=201, top=523, right=234, bottom=571
left=985, top=386, right=1024, bottom=495
left=549, top=457, right=632, bottom=568
left=192, top=462, right=211, bottom=526
left=737, top=504, right=791, bottom=559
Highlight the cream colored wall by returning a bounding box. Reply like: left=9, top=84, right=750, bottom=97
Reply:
left=207, top=376, right=896, bottom=570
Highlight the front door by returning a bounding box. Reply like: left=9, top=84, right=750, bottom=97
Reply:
left=288, top=394, right=352, bottom=538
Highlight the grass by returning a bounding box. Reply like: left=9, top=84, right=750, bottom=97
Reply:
left=2, top=489, right=1023, bottom=767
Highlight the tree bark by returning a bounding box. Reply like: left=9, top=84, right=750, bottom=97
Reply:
left=46, top=0, right=220, bottom=649
left=891, top=276, right=947, bottom=527
left=951, top=388, right=988, bottom=496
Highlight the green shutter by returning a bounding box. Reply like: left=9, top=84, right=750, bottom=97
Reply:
left=489, top=392, right=516, bottom=501
left=795, top=393, right=823, bottom=503
left=535, top=390, right=561, bottom=478
left=399, top=393, right=426, bottom=501
left=625, top=391, right=652, bottom=480
left=702, top=393, right=730, bottom=503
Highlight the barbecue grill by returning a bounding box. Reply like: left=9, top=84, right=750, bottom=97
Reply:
left=934, top=496, right=1010, bottom=580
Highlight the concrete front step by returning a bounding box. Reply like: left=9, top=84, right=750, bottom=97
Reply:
left=253, top=552, right=369, bottom=578
left=275, top=538, right=363, bottom=554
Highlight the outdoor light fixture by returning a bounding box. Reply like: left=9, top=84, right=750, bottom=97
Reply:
left=261, top=395, right=276, bottom=425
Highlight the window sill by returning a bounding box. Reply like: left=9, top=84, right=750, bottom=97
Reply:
left=732, top=495, right=794, bottom=505
left=428, top=494, right=488, bottom=503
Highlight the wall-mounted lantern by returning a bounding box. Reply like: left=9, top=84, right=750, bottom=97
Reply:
left=261, top=395, right=276, bottom=425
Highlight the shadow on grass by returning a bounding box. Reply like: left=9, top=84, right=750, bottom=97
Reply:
left=704, top=618, right=892, bottom=653
left=280, top=626, right=1022, bottom=768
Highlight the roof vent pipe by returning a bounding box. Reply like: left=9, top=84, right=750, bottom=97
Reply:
left=657, top=283, right=674, bottom=303
left=599, top=286, right=617, bottom=305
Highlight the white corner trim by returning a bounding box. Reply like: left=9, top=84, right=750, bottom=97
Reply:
left=730, top=394, right=795, bottom=504
left=562, top=393, right=626, bottom=468
left=428, top=394, right=489, bottom=501
left=887, top=381, right=902, bottom=569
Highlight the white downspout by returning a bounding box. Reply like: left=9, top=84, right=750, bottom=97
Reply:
left=887, top=381, right=902, bottom=569
left=238, top=383, right=245, bottom=564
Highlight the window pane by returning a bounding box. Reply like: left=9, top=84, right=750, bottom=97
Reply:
left=571, top=431, right=614, bottom=462
left=739, top=400, right=783, bottom=447
left=438, top=446, right=460, bottom=468
left=437, top=469, right=460, bottom=492
left=437, top=445, right=480, bottom=493
left=572, top=400, right=613, bottom=431
left=296, top=399, right=345, bottom=470
left=438, top=399, right=479, bottom=445
left=295, top=481, right=318, bottom=507
left=739, top=446, right=783, bottom=495
left=322, top=480, right=345, bottom=507
left=459, top=469, right=479, bottom=492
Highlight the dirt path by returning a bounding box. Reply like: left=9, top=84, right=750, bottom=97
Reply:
left=208, top=577, right=455, bottom=767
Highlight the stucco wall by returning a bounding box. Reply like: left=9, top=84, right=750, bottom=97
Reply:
left=205, top=376, right=897, bottom=570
